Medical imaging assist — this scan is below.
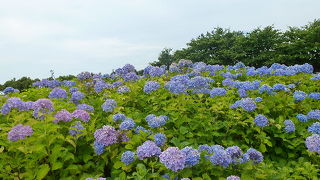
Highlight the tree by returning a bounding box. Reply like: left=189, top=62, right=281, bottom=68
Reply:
left=151, top=48, right=175, bottom=68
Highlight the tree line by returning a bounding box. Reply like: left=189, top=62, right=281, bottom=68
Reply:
left=152, top=19, right=320, bottom=71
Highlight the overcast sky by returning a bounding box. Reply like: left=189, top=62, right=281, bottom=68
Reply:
left=0, top=0, right=319, bottom=83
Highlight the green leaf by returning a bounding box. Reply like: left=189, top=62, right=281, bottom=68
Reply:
left=36, top=164, right=50, bottom=180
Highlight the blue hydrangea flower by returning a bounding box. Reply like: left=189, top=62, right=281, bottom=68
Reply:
left=134, top=126, right=151, bottom=134
left=7, top=124, right=33, bottom=142
left=230, top=98, right=257, bottom=112
left=238, top=89, right=247, bottom=97
left=117, top=86, right=130, bottom=94
left=144, top=81, right=161, bottom=94
left=254, top=114, right=268, bottom=127
left=54, top=109, right=72, bottom=123
left=255, top=97, right=262, bottom=102
left=69, top=87, right=78, bottom=93
left=226, top=146, right=243, bottom=160
left=242, top=148, right=263, bottom=164
left=77, top=72, right=92, bottom=81
left=259, top=84, right=273, bottom=94
left=154, top=133, right=166, bottom=146
left=273, top=84, right=286, bottom=91
left=307, top=110, right=320, bottom=120
left=123, top=72, right=139, bottom=81
left=137, top=141, right=161, bottom=160
left=209, top=149, right=232, bottom=167
left=293, top=91, right=307, bottom=102
left=69, top=121, right=85, bottom=137
left=305, top=134, right=320, bottom=154
left=178, top=59, right=193, bottom=68
left=94, top=141, right=105, bottom=155
left=210, top=88, right=227, bottom=97
left=49, top=87, right=67, bottom=99
left=121, top=151, right=135, bottom=165
left=159, top=147, right=186, bottom=172
left=226, top=175, right=240, bottom=180
left=296, top=114, right=308, bottom=122
left=77, top=104, right=94, bottom=112
left=146, top=114, right=168, bottom=128
left=101, top=99, right=117, bottom=112
left=284, top=120, right=295, bottom=133
left=113, top=113, right=126, bottom=122
left=149, top=66, right=166, bottom=77
left=308, top=122, right=320, bottom=134
left=63, top=80, right=76, bottom=87
left=181, top=146, right=200, bottom=167
left=309, top=93, right=320, bottom=100
left=119, top=118, right=136, bottom=130
left=70, top=91, right=85, bottom=104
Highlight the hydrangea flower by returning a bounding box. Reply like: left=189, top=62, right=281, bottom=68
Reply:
left=307, top=110, right=320, bottom=120
left=117, top=86, right=130, bottom=94
left=119, top=118, right=136, bottom=130
left=273, top=84, right=286, bottom=91
left=308, top=122, right=320, bottom=134
left=159, top=147, right=186, bottom=172
left=48, top=87, right=67, bottom=99
left=72, top=109, right=90, bottom=123
left=154, top=133, right=167, bottom=146
left=33, top=99, right=54, bottom=119
left=148, top=66, right=166, bottom=77
left=181, top=146, right=200, bottom=168
left=69, top=87, right=78, bottom=93
left=70, top=91, right=85, bottom=104
left=293, top=91, right=307, bottom=102
left=77, top=72, right=92, bottom=81
left=259, top=84, right=273, bottom=94
left=226, top=176, right=240, bottom=180
left=134, top=126, right=151, bottom=134
left=146, top=114, right=168, bottom=128
left=94, top=125, right=119, bottom=146
left=101, top=99, right=117, bottom=112
left=69, top=121, right=85, bottom=137
left=113, top=113, right=126, bottom=122
left=242, top=148, right=263, bottom=164
left=94, top=141, right=105, bottom=155
left=77, top=104, right=94, bottom=112
left=54, top=109, right=72, bottom=123
left=209, top=149, right=232, bottom=167
left=254, top=114, right=268, bottom=127
left=309, top=93, right=320, bottom=100
left=144, top=81, right=161, bottom=94
left=1, top=97, right=26, bottom=115
left=230, top=98, right=257, bottom=112
left=284, top=120, right=295, bottom=133
left=296, top=114, right=308, bottom=122
left=137, top=141, right=161, bottom=160
left=121, top=151, right=135, bottom=165
left=210, top=88, right=227, bottom=97
left=255, top=97, right=262, bottom=102
left=226, top=146, right=243, bottom=160
left=305, top=134, right=320, bottom=154
left=7, top=124, right=33, bottom=141
left=238, top=89, right=247, bottom=97
left=123, top=72, right=139, bottom=81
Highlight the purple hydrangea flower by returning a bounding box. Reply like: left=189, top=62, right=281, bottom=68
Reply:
left=63, top=80, right=76, bottom=87
left=72, top=109, right=90, bottom=123
left=134, top=126, right=150, bottom=134
left=54, top=109, right=72, bottom=123
left=226, top=146, right=243, bottom=160
left=305, top=134, right=320, bottom=154
left=77, top=72, right=92, bottom=81
left=149, top=66, right=166, bottom=77
left=137, top=140, right=161, bottom=160
left=101, top=99, right=117, bottom=112
left=77, top=104, right=94, bottom=112
left=159, top=147, right=186, bottom=172
left=121, top=151, right=135, bottom=165
left=284, top=120, right=295, bottom=133
left=254, top=114, right=268, bottom=127
left=1, top=97, right=24, bottom=115
left=154, top=133, right=166, bottom=146
left=69, top=87, right=78, bottom=94
left=48, top=87, right=67, bottom=99
left=94, top=125, right=119, bottom=146
left=7, top=124, right=33, bottom=141
left=33, top=99, right=54, bottom=119
left=144, top=81, right=161, bottom=94
left=123, top=72, right=139, bottom=82
left=181, top=146, right=200, bottom=167
left=307, top=110, right=320, bottom=120
left=308, top=122, right=320, bottom=134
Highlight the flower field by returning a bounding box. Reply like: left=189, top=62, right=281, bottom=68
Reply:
left=1, top=60, right=320, bottom=179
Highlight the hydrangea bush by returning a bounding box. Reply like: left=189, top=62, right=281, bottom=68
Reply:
left=0, top=61, right=320, bottom=179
